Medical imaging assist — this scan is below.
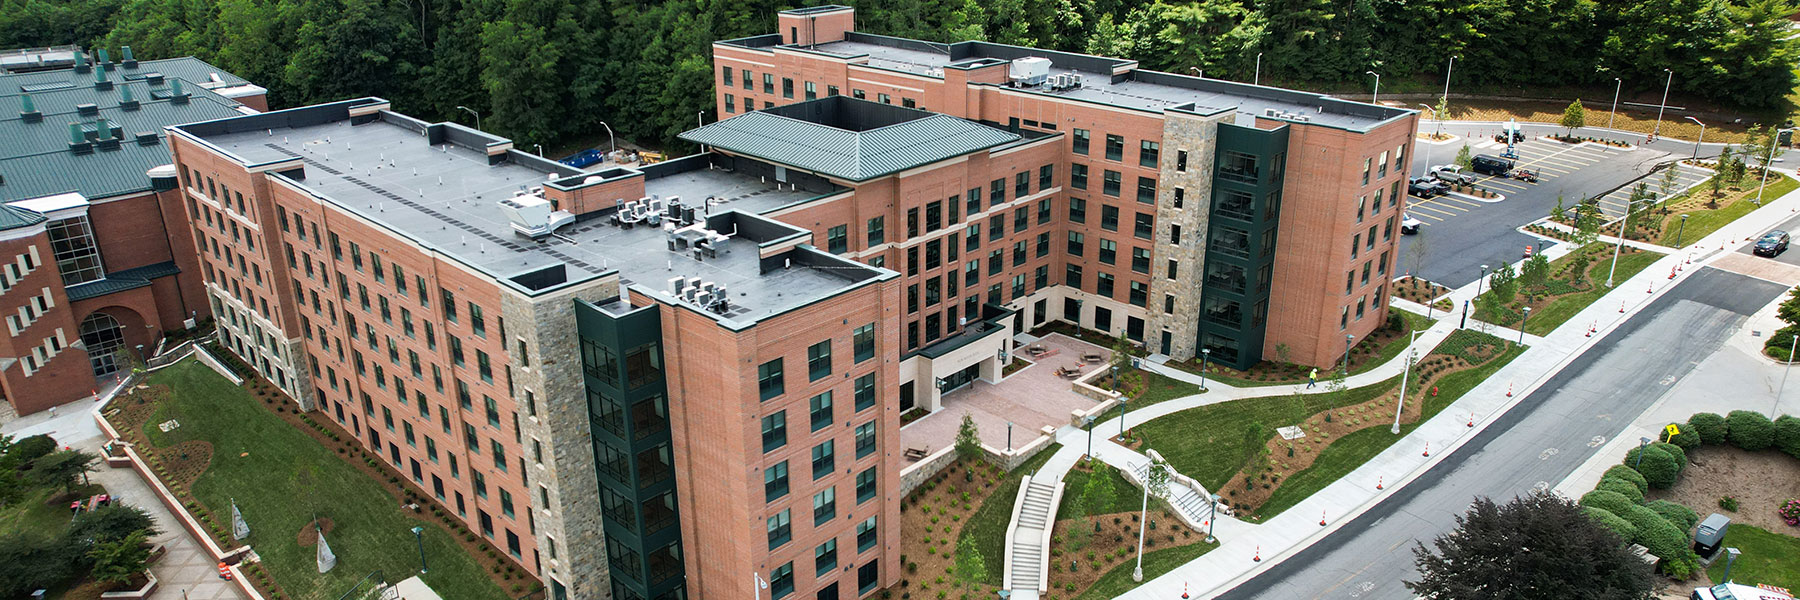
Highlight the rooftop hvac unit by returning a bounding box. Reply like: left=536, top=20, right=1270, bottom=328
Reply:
left=1009, top=57, right=1051, bottom=87
left=669, top=277, right=687, bottom=295
left=498, top=192, right=574, bottom=239
left=1264, top=108, right=1281, bottom=117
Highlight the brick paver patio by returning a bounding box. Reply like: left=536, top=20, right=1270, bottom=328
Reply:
left=899, top=333, right=1112, bottom=456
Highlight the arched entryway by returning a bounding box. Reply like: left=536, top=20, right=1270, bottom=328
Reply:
left=78, top=306, right=150, bottom=377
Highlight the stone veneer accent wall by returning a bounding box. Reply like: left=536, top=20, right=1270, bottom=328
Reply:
left=500, top=275, right=621, bottom=599
left=1145, top=110, right=1228, bottom=361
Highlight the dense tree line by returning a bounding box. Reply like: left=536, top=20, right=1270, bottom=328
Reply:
left=3, top=0, right=1796, bottom=151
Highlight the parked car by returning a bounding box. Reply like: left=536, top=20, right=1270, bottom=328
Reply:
left=1431, top=165, right=1476, bottom=185
left=1753, top=230, right=1791, bottom=257
left=1401, top=214, right=1423, bottom=235
left=1471, top=154, right=1515, bottom=176
left=1408, top=177, right=1439, bottom=198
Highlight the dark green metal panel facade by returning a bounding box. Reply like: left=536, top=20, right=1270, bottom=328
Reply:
left=1197, top=123, right=1288, bottom=370
left=575, top=299, right=685, bottom=600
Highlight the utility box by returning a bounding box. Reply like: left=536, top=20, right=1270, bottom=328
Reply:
left=1693, top=513, right=1730, bottom=557
left=1009, top=57, right=1051, bottom=86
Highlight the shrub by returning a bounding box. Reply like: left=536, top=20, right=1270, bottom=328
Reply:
left=1780, top=499, right=1800, bottom=526
left=1580, top=506, right=1637, bottom=541
left=1623, top=445, right=1681, bottom=488
left=1666, top=423, right=1701, bottom=451
left=1687, top=412, right=1728, bottom=445
left=1595, top=477, right=1645, bottom=504
left=1645, top=500, right=1698, bottom=531
left=1725, top=410, right=1776, bottom=450
left=1653, top=442, right=1687, bottom=472
left=7, top=434, right=58, bottom=465
left=1719, top=496, right=1740, bottom=512
left=1602, top=465, right=1648, bottom=494
left=1578, top=489, right=1636, bottom=517
left=1615, top=502, right=1694, bottom=572
left=1774, top=415, right=1800, bottom=459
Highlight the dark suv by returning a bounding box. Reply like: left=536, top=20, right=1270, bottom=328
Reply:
left=1754, top=230, right=1791, bottom=257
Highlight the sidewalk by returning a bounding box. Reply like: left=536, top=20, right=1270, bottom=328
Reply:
left=1082, top=173, right=1800, bottom=599
left=83, top=434, right=248, bottom=600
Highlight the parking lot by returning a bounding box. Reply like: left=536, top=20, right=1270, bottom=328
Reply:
left=1397, top=131, right=1686, bottom=288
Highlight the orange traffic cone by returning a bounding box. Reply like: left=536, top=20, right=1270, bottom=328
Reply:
left=1423, top=442, right=1431, bottom=457
left=1253, top=546, right=1262, bottom=562
left=1376, top=476, right=1384, bottom=490
left=1647, top=282, right=1654, bottom=294
left=1467, top=413, right=1475, bottom=427
left=1505, top=383, right=1513, bottom=397
left=1619, top=300, right=1626, bottom=313
left=218, top=562, right=232, bottom=580
left=1321, top=510, right=1328, bottom=526
left=1184, top=583, right=1191, bottom=599
left=1668, top=266, right=1676, bottom=279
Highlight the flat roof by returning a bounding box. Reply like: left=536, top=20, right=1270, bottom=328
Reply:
left=800, top=35, right=1408, bottom=131
left=178, top=100, right=885, bottom=323
left=679, top=96, right=1020, bottom=181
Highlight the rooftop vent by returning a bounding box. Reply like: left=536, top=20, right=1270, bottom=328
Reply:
left=93, top=63, right=112, bottom=91
left=19, top=93, right=41, bottom=123
left=142, top=72, right=163, bottom=85
left=121, top=46, right=137, bottom=69
left=135, top=131, right=159, bottom=146
left=68, top=123, right=93, bottom=155
left=75, top=103, right=99, bottom=117
left=169, top=78, right=188, bottom=105
left=119, top=84, right=139, bottom=111
left=72, top=50, right=89, bottom=74
left=497, top=191, right=574, bottom=239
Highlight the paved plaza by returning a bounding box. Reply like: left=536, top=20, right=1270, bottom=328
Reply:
left=899, top=333, right=1111, bottom=455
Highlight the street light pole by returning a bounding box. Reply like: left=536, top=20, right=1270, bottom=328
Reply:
left=1205, top=493, right=1221, bottom=542
left=1676, top=214, right=1689, bottom=246
left=1777, top=331, right=1797, bottom=419
left=1367, top=71, right=1380, bottom=106
left=411, top=526, right=428, bottom=574
left=1477, top=264, right=1490, bottom=298
left=1131, top=464, right=1152, bottom=581
left=1254, top=53, right=1262, bottom=86
left=533, top=143, right=543, bottom=157
left=598, top=121, right=616, bottom=156
left=1685, top=116, right=1705, bottom=159
left=1653, top=69, right=1672, bottom=137
left=1418, top=104, right=1438, bottom=173
left=1342, top=334, right=1354, bottom=376
left=1118, top=397, right=1130, bottom=439
left=1082, top=415, right=1096, bottom=462
left=1608, top=77, right=1621, bottom=130
left=1391, top=330, right=1423, bottom=434
left=1440, top=56, right=1457, bottom=105
left=1199, top=348, right=1212, bottom=391
left=1756, top=127, right=1795, bottom=206
left=1006, top=421, right=1014, bottom=452
left=1518, top=307, right=1531, bottom=345
left=1606, top=200, right=1639, bottom=287
left=455, top=105, right=480, bottom=132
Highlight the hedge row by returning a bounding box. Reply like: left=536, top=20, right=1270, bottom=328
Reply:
left=1667, top=411, right=1800, bottom=459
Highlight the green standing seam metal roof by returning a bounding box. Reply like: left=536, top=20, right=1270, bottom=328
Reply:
left=0, top=203, right=46, bottom=231
left=0, top=57, right=252, bottom=203
left=678, top=110, right=1020, bottom=182
left=63, top=260, right=181, bottom=301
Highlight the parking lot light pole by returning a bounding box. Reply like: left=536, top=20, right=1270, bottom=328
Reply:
left=1653, top=69, right=1672, bottom=137
left=1606, top=201, right=1638, bottom=287
left=1518, top=307, right=1531, bottom=345
left=455, top=105, right=480, bottom=132
left=598, top=121, right=616, bottom=155
left=1366, top=71, right=1380, bottom=106
left=1608, top=78, right=1621, bottom=129
left=1418, top=104, right=1439, bottom=173
left=1392, top=330, right=1425, bottom=434
left=1777, top=331, right=1796, bottom=419
left=1676, top=214, right=1689, bottom=246
left=1684, top=117, right=1706, bottom=159
left=1440, top=56, right=1457, bottom=106
left=1254, top=53, right=1262, bottom=86
left=1756, top=127, right=1796, bottom=206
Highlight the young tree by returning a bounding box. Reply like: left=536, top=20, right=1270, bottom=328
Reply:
left=953, top=535, right=988, bottom=590
left=1559, top=99, right=1586, bottom=136
left=87, top=530, right=152, bottom=586
left=1658, top=163, right=1681, bottom=211
left=1432, top=96, right=1450, bottom=139
left=1518, top=253, right=1550, bottom=301
left=1454, top=144, right=1474, bottom=171
left=1109, top=334, right=1139, bottom=393
left=1407, top=492, right=1655, bottom=600
left=1550, top=194, right=1567, bottom=223
left=30, top=450, right=96, bottom=495
left=1488, top=260, right=1518, bottom=305
left=1707, top=173, right=1725, bottom=205
left=1082, top=464, right=1117, bottom=517
left=954, top=414, right=983, bottom=464
left=1407, top=233, right=1429, bottom=282
left=1572, top=202, right=1602, bottom=248
left=1240, top=421, right=1270, bottom=482
left=69, top=505, right=159, bottom=544
left=1622, top=183, right=1650, bottom=239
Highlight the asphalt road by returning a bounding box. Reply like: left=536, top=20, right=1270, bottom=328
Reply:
left=1397, top=121, right=1698, bottom=288
left=1214, top=267, right=1788, bottom=600
left=1734, top=209, right=1800, bottom=267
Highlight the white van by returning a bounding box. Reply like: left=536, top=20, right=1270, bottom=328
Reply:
left=1691, top=583, right=1795, bottom=600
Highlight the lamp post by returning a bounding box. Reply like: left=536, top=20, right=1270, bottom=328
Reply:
left=1722, top=547, right=1742, bottom=583
left=455, top=105, right=480, bottom=132
left=1608, top=77, right=1621, bottom=129
left=1518, top=307, right=1531, bottom=345
left=1118, top=397, right=1130, bottom=439
left=1756, top=127, right=1796, bottom=206
left=1440, top=56, right=1457, bottom=105
left=1254, top=53, right=1263, bottom=86
left=1131, top=459, right=1165, bottom=582
left=1777, top=329, right=1796, bottom=419
left=1684, top=117, right=1705, bottom=159
left=1082, top=415, right=1096, bottom=462
left=1676, top=214, right=1689, bottom=246
left=597, top=121, right=616, bottom=156
left=411, top=526, right=427, bottom=574
left=1391, top=329, right=1425, bottom=434
left=1633, top=437, right=1653, bottom=468
left=1342, top=334, right=1353, bottom=376
left=1199, top=348, right=1212, bottom=391
left=1006, top=421, right=1014, bottom=452
left=533, top=143, right=543, bottom=157
left=1205, top=493, right=1222, bottom=543
left=1653, top=69, right=1672, bottom=137
left=1366, top=71, right=1380, bottom=106
left=1477, top=264, right=1490, bottom=298
left=1417, top=104, right=1438, bottom=172
left=1606, top=199, right=1644, bottom=287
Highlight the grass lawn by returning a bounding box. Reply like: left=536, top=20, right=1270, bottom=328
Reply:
left=961, top=443, right=1061, bottom=586
left=140, top=362, right=507, bottom=600
left=1525, top=249, right=1662, bottom=335
left=1056, top=463, right=1143, bottom=518
left=1256, top=337, right=1525, bottom=517
left=0, top=484, right=102, bottom=538
left=1704, top=524, right=1800, bottom=591
left=1074, top=539, right=1218, bottom=600
left=1136, top=375, right=1401, bottom=491
left=1658, top=175, right=1799, bottom=247
left=1197, top=309, right=1430, bottom=388
left=1130, top=371, right=1203, bottom=410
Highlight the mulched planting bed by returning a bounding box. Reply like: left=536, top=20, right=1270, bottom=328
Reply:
left=1045, top=509, right=1198, bottom=598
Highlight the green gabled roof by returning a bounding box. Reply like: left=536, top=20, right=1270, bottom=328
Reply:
left=64, top=260, right=180, bottom=301
left=0, top=203, right=45, bottom=231
left=0, top=57, right=252, bottom=203
left=678, top=100, right=1020, bottom=182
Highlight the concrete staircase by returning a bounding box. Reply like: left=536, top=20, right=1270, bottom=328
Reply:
left=1003, top=476, right=1063, bottom=595
left=1130, top=453, right=1220, bottom=533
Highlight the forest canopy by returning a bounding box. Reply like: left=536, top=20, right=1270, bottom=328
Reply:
left=3, top=0, right=1796, bottom=150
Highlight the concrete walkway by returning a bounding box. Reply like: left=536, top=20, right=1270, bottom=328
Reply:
left=1014, top=170, right=1800, bottom=599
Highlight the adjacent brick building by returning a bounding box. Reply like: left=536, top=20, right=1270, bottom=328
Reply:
left=0, top=48, right=265, bottom=415
left=714, top=5, right=1419, bottom=369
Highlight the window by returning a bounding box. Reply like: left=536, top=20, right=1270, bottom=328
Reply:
left=1015, top=171, right=1030, bottom=198
left=854, top=373, right=876, bottom=411
left=1130, top=281, right=1148, bottom=306
left=759, top=359, right=784, bottom=400
left=1070, top=164, right=1088, bottom=190
left=1362, top=157, right=1372, bottom=185
left=1210, top=227, right=1251, bottom=258
left=1140, top=140, right=1160, bottom=167
left=1065, top=264, right=1082, bottom=288
left=856, top=467, right=878, bottom=503
left=810, top=392, right=834, bottom=431
left=1220, top=151, right=1260, bottom=183
left=1103, top=170, right=1122, bottom=197
left=1097, top=272, right=1115, bottom=297
left=852, top=88, right=865, bottom=99
left=855, top=421, right=876, bottom=458
left=1105, top=134, right=1124, bottom=161
left=807, top=341, right=832, bottom=381
left=1176, top=149, right=1189, bottom=172
left=990, top=178, right=1006, bottom=206
left=812, top=487, right=837, bottom=526
left=828, top=85, right=840, bottom=96
left=625, top=344, right=661, bottom=389
left=1072, top=128, right=1090, bottom=155
left=902, top=97, right=916, bottom=108
left=1038, top=164, right=1055, bottom=191
left=878, top=93, right=891, bottom=104
left=742, top=69, right=753, bottom=89
left=762, top=411, right=787, bottom=452
left=764, top=73, right=774, bottom=94
left=768, top=510, right=792, bottom=550
left=866, top=217, right=885, bottom=246
left=857, top=516, right=878, bottom=551
left=1134, top=213, right=1154, bottom=240
left=1132, top=247, right=1151, bottom=273
left=804, top=81, right=816, bottom=100
left=853, top=324, right=875, bottom=363
left=722, top=66, right=733, bottom=86
left=765, top=461, right=789, bottom=501
left=1137, top=176, right=1157, bottom=204
left=46, top=216, right=104, bottom=286
left=1067, top=232, right=1085, bottom=256
left=1099, top=239, right=1117, bottom=264
left=1068, top=197, right=1086, bottom=223
left=812, top=440, right=835, bottom=479
left=826, top=225, right=847, bottom=254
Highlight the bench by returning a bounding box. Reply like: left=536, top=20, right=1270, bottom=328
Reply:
left=903, top=447, right=931, bottom=461
left=1081, top=352, right=1104, bottom=363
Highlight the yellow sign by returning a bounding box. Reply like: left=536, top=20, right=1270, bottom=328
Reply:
left=1665, top=424, right=1681, bottom=438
